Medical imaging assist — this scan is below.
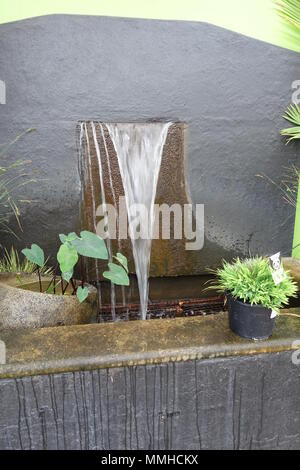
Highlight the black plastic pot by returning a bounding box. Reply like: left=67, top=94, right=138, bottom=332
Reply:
left=226, top=293, right=276, bottom=340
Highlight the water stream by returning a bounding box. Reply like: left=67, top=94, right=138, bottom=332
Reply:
left=106, top=122, right=171, bottom=319
left=98, top=123, right=126, bottom=311
left=91, top=122, right=116, bottom=320
left=79, top=121, right=171, bottom=320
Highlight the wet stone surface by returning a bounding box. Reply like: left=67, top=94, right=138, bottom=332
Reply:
left=0, top=311, right=300, bottom=379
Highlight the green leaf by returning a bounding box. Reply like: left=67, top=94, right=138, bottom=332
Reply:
left=77, top=286, right=89, bottom=303
left=103, top=262, right=130, bottom=286
left=114, top=252, right=128, bottom=272
left=57, top=244, right=78, bottom=274
left=281, top=104, right=300, bottom=142
left=59, top=234, right=67, bottom=244
left=21, top=244, right=44, bottom=268
left=59, top=232, right=79, bottom=244
left=276, top=0, right=300, bottom=53
left=71, top=230, right=108, bottom=259
left=62, top=270, right=73, bottom=282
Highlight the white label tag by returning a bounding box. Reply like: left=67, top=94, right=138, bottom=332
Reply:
left=269, top=252, right=286, bottom=285
left=270, top=310, right=278, bottom=319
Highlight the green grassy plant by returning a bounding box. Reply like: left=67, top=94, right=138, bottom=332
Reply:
left=0, top=129, right=36, bottom=235
left=0, top=246, right=52, bottom=275
left=209, top=257, right=297, bottom=311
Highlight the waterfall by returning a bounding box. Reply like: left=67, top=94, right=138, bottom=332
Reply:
left=106, top=123, right=171, bottom=320
left=98, top=123, right=126, bottom=310
left=91, top=122, right=116, bottom=320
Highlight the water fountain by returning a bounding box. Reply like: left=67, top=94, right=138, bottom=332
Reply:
left=106, top=123, right=171, bottom=319
left=79, top=121, right=171, bottom=319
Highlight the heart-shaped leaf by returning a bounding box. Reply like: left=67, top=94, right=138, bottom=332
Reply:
left=59, top=234, right=67, bottom=244
left=71, top=230, right=108, bottom=259
left=114, top=252, right=128, bottom=272
left=62, top=270, right=73, bottom=282
left=22, top=244, right=45, bottom=268
left=103, top=262, right=130, bottom=286
left=57, top=244, right=78, bottom=274
left=77, top=286, right=89, bottom=303
left=59, top=232, right=79, bottom=244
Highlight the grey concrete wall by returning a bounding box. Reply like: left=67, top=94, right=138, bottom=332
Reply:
left=0, top=15, right=298, bottom=272
left=0, top=352, right=299, bottom=450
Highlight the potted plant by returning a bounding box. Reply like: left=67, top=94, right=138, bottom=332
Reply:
left=209, top=257, right=298, bottom=340
left=0, top=230, right=129, bottom=329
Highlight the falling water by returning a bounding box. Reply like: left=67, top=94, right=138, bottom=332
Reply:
left=78, top=123, right=99, bottom=282
left=98, top=123, right=126, bottom=311
left=106, top=123, right=171, bottom=320
left=91, top=122, right=116, bottom=320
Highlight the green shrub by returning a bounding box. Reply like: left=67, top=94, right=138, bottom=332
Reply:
left=209, top=257, right=298, bottom=312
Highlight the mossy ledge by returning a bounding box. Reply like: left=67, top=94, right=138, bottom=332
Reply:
left=0, top=311, right=300, bottom=379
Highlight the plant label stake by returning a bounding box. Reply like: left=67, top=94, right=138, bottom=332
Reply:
left=270, top=310, right=278, bottom=319
left=269, top=252, right=286, bottom=285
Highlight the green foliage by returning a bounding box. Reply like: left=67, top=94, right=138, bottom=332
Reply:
left=0, top=129, right=36, bottom=235
left=209, top=257, right=298, bottom=311
left=113, top=252, right=128, bottom=272
left=281, top=104, right=300, bottom=142
left=70, top=230, right=108, bottom=259
left=57, top=243, right=78, bottom=274
left=0, top=246, right=51, bottom=274
left=103, top=262, right=130, bottom=286
left=58, top=231, right=128, bottom=287
left=22, top=230, right=130, bottom=303
left=279, top=164, right=300, bottom=207
left=258, top=164, right=300, bottom=208
left=276, top=0, right=300, bottom=52
left=61, top=270, right=73, bottom=282
left=59, top=232, right=79, bottom=244
left=276, top=2, right=300, bottom=138
left=76, top=286, right=89, bottom=303
left=21, top=244, right=45, bottom=268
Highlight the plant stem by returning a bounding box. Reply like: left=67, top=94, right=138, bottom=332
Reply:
left=60, top=276, right=64, bottom=295
left=52, top=263, right=58, bottom=295
left=80, top=256, right=84, bottom=288
left=45, top=277, right=54, bottom=294
left=70, top=278, right=77, bottom=295
left=62, top=281, right=69, bottom=295
left=37, top=267, right=42, bottom=293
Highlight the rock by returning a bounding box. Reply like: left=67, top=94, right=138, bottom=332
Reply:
left=0, top=273, right=98, bottom=329
left=282, top=257, right=300, bottom=290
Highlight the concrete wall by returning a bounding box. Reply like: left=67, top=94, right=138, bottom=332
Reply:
left=0, top=15, right=298, bottom=273
left=0, top=352, right=299, bottom=450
